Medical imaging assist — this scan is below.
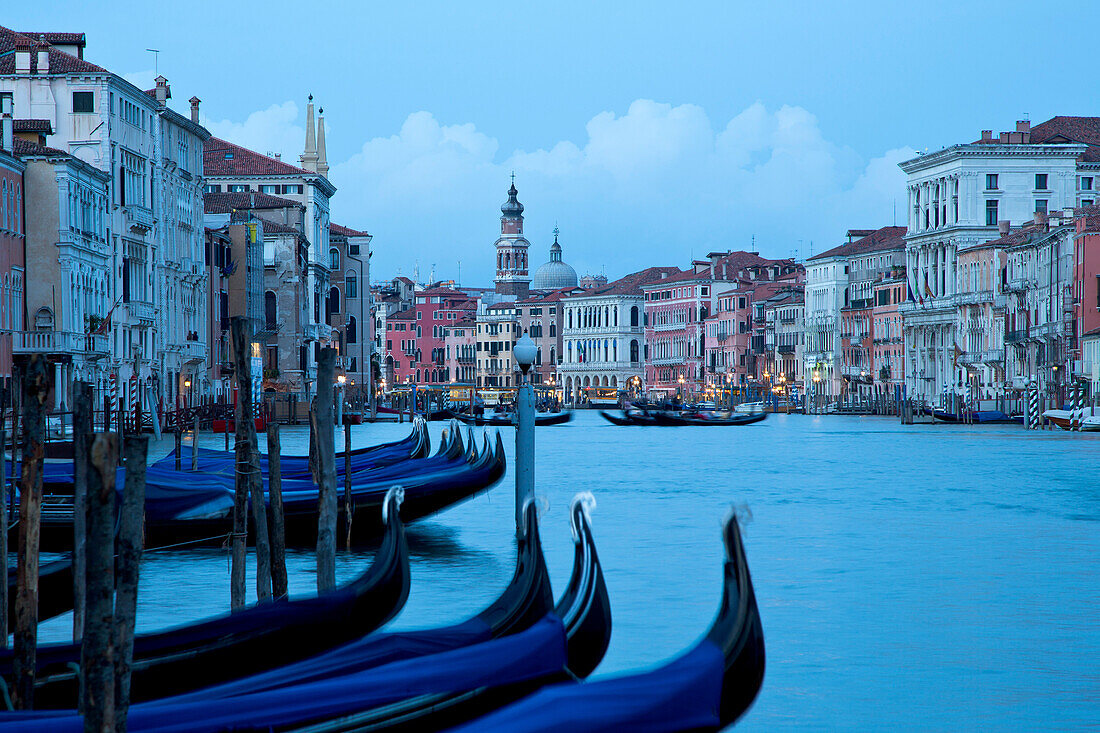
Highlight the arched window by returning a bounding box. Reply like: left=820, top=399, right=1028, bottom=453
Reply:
left=536, top=347, right=542, bottom=365
left=568, top=309, right=573, bottom=329
left=346, top=273, right=357, bottom=299
left=630, top=339, right=639, bottom=362
left=327, top=286, right=340, bottom=323
left=264, top=291, right=277, bottom=330
left=630, top=306, right=639, bottom=327
left=347, top=315, right=357, bottom=344
left=550, top=347, right=556, bottom=365
left=329, top=247, right=340, bottom=270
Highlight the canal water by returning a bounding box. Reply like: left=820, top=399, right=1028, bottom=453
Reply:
left=36, top=410, right=1100, bottom=729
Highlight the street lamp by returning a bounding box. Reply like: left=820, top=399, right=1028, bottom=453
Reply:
left=513, top=331, right=537, bottom=536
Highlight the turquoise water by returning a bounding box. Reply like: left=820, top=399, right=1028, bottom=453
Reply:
left=37, top=411, right=1100, bottom=729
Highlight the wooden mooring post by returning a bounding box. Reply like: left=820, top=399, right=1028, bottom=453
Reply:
left=344, top=421, right=353, bottom=550
left=192, top=411, right=200, bottom=471
left=229, top=318, right=251, bottom=610
left=13, top=355, right=50, bottom=709
left=115, top=434, right=147, bottom=731
left=82, top=432, right=118, bottom=729
left=267, top=422, right=288, bottom=599
left=72, top=381, right=93, bottom=643
left=315, top=348, right=337, bottom=592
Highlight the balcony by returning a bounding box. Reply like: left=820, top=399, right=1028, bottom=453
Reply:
left=1005, top=329, right=1028, bottom=344
left=123, top=205, right=154, bottom=233
left=982, top=348, right=1005, bottom=364
left=1004, top=277, right=1033, bottom=293
left=778, top=344, right=796, bottom=354
left=15, top=331, right=109, bottom=358
left=652, top=322, right=685, bottom=332
left=649, top=356, right=684, bottom=366
left=302, top=322, right=328, bottom=341
left=956, top=290, right=993, bottom=306
left=125, top=300, right=155, bottom=325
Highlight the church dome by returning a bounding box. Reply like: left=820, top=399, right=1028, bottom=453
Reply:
left=531, top=228, right=579, bottom=290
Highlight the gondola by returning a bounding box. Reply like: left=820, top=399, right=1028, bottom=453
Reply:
left=2, top=495, right=613, bottom=732
left=7, top=557, right=74, bottom=623
left=0, top=487, right=410, bottom=709
left=447, top=511, right=765, bottom=733
left=656, top=411, right=769, bottom=426
left=448, top=410, right=573, bottom=427
left=30, top=427, right=504, bottom=550
left=149, top=496, right=557, bottom=704
left=598, top=410, right=659, bottom=426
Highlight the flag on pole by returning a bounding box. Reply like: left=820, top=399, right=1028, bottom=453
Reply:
left=923, top=274, right=934, bottom=300
left=952, top=342, right=964, bottom=369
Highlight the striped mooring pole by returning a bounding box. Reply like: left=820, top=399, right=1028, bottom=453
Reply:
left=1028, top=384, right=1040, bottom=430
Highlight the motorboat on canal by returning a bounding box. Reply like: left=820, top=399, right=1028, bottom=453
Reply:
left=0, top=487, right=410, bottom=709
left=0, top=495, right=613, bottom=732
left=446, top=511, right=765, bottom=733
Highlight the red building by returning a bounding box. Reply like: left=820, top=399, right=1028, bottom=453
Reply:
left=384, top=307, right=417, bottom=385
left=1074, top=204, right=1100, bottom=365
left=0, top=106, right=25, bottom=385
left=412, top=287, right=477, bottom=384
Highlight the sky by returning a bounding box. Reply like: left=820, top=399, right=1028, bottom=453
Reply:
left=9, top=1, right=1099, bottom=285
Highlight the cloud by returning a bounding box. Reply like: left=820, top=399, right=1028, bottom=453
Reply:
left=220, top=99, right=911, bottom=284
left=202, top=101, right=305, bottom=163
left=122, top=69, right=156, bottom=92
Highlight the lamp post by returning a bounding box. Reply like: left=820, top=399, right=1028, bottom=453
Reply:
left=513, top=330, right=537, bottom=536
left=336, top=374, right=346, bottom=426
left=812, top=369, right=821, bottom=414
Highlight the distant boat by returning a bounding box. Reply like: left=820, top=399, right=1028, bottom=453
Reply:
left=927, top=408, right=1017, bottom=424
left=1082, top=415, right=1100, bottom=432
left=448, top=410, right=573, bottom=427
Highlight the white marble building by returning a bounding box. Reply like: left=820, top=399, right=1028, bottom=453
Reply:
left=898, top=119, right=1088, bottom=402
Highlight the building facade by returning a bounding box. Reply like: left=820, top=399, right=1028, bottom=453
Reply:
left=899, top=118, right=1094, bottom=403
left=561, top=266, right=677, bottom=402
left=494, top=180, right=530, bottom=298
left=0, top=105, right=25, bottom=386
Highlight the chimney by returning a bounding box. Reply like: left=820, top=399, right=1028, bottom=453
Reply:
left=999, top=132, right=1010, bottom=143
left=1034, top=210, right=1048, bottom=230
left=981, top=130, right=993, bottom=142
left=274, top=153, right=281, bottom=161
left=189, top=96, right=200, bottom=123
left=154, top=75, right=169, bottom=107
left=36, top=41, right=49, bottom=74
left=997, top=220, right=1010, bottom=237
left=1, top=96, right=12, bottom=153
left=1016, top=120, right=1030, bottom=134
left=14, top=39, right=32, bottom=74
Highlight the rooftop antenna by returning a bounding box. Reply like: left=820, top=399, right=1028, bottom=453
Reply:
left=893, top=198, right=897, bottom=226
left=457, top=259, right=462, bottom=286
left=146, top=48, right=160, bottom=77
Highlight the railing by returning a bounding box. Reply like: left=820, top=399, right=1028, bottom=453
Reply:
left=956, top=290, right=993, bottom=306
left=126, top=300, right=155, bottom=323
left=1005, top=329, right=1028, bottom=344
left=1004, top=278, right=1033, bottom=293
left=778, top=344, right=796, bottom=354
left=124, top=205, right=154, bottom=231
left=982, top=348, right=1005, bottom=363
left=14, top=331, right=109, bottom=355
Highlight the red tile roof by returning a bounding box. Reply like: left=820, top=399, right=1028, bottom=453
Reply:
left=330, top=223, right=371, bottom=238
left=258, top=220, right=300, bottom=235
left=809, top=226, right=907, bottom=261
left=0, top=26, right=106, bottom=75
left=486, top=302, right=517, bottom=311
left=1031, top=117, right=1100, bottom=162
left=517, top=286, right=584, bottom=304
left=575, top=266, right=682, bottom=297
left=18, top=32, right=85, bottom=46
left=12, top=138, right=69, bottom=158
left=14, top=119, right=52, bottom=133
left=416, top=287, right=470, bottom=299
left=388, top=307, right=416, bottom=321
left=204, top=136, right=311, bottom=177
left=203, top=191, right=303, bottom=214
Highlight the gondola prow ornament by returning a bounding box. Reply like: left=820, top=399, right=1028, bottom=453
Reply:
left=513, top=331, right=537, bottom=535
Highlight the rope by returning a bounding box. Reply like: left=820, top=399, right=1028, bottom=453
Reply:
left=144, top=533, right=236, bottom=554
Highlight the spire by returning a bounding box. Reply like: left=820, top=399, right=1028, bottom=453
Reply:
left=550, top=225, right=562, bottom=261
left=317, top=106, right=329, bottom=178
left=300, top=94, right=318, bottom=172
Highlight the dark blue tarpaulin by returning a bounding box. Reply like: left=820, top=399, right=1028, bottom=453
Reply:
left=445, top=640, right=726, bottom=733
left=0, top=614, right=566, bottom=733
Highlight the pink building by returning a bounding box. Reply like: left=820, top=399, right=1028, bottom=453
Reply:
left=0, top=110, right=25, bottom=385
left=412, top=287, right=477, bottom=385
left=444, top=315, right=477, bottom=384
left=1074, top=204, right=1100, bottom=367
left=872, top=272, right=907, bottom=388
left=384, top=307, right=417, bottom=385
left=703, top=282, right=753, bottom=389
left=643, top=252, right=801, bottom=398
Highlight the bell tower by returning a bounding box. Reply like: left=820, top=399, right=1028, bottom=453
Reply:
left=494, top=174, right=531, bottom=298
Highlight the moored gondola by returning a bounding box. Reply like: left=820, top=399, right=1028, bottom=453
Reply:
left=0, top=495, right=613, bottom=733
left=446, top=510, right=765, bottom=732
left=0, top=487, right=410, bottom=709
